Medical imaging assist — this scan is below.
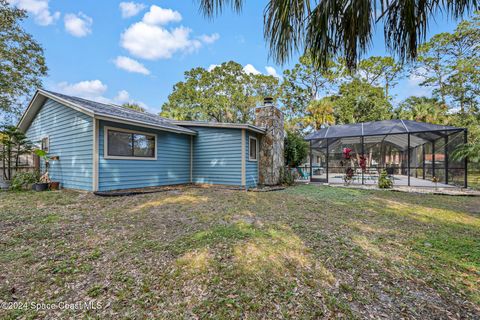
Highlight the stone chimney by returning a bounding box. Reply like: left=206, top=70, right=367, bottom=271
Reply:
left=255, top=97, right=284, bottom=186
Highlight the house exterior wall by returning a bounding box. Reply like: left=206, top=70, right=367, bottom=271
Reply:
left=25, top=98, right=93, bottom=191
left=98, top=120, right=191, bottom=191
left=246, top=131, right=259, bottom=188
left=24, top=99, right=261, bottom=191
left=188, top=126, right=244, bottom=186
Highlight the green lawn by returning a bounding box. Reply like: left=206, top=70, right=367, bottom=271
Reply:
left=1, top=185, right=479, bottom=319
left=469, top=171, right=480, bottom=190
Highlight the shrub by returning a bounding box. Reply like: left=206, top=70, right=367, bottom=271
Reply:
left=10, top=171, right=39, bottom=191
left=284, top=130, right=308, bottom=167
left=1, top=125, right=34, bottom=181
left=378, top=169, right=393, bottom=189
left=280, top=167, right=296, bottom=186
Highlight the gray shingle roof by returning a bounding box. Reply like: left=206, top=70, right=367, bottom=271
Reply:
left=41, top=90, right=196, bottom=135
left=305, top=119, right=464, bottom=140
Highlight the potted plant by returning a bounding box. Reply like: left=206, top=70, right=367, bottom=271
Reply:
left=10, top=171, right=40, bottom=191
left=47, top=155, right=60, bottom=190
left=344, top=167, right=354, bottom=185
left=33, top=149, right=50, bottom=191
left=49, top=181, right=60, bottom=190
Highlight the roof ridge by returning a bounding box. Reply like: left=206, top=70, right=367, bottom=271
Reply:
left=400, top=119, right=409, bottom=132
left=43, top=89, right=169, bottom=121
left=35, top=89, right=196, bottom=135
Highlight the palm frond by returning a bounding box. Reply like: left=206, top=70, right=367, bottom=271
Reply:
left=451, top=142, right=480, bottom=162
left=195, top=0, right=479, bottom=69
left=197, top=0, right=244, bottom=17
left=264, top=0, right=311, bottom=66
left=306, top=0, right=373, bottom=70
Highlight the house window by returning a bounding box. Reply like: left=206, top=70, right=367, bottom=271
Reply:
left=105, top=127, right=156, bottom=160
left=249, top=137, right=258, bottom=161
left=41, top=137, right=49, bottom=152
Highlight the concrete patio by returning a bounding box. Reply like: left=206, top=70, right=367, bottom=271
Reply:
left=320, top=174, right=455, bottom=188
left=297, top=174, right=480, bottom=196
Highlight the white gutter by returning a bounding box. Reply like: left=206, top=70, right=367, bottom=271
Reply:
left=94, top=115, right=196, bottom=135
left=173, top=120, right=267, bottom=134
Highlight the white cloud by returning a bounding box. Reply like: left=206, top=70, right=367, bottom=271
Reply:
left=243, top=64, right=261, bottom=75
left=64, top=12, right=93, bottom=37
left=121, top=5, right=216, bottom=60
left=235, top=35, right=246, bottom=44
left=265, top=66, right=280, bottom=78
left=142, top=5, right=182, bottom=25
left=209, top=63, right=281, bottom=77
left=121, top=24, right=201, bottom=60
left=53, top=81, right=154, bottom=111
left=114, top=56, right=150, bottom=75
left=408, top=69, right=427, bottom=86
left=113, top=90, right=131, bottom=104
left=207, top=64, right=219, bottom=71
left=112, top=90, right=152, bottom=111
left=199, top=33, right=220, bottom=44
left=56, top=80, right=107, bottom=100
left=119, top=2, right=146, bottom=18
left=10, top=0, right=60, bottom=26
left=406, top=67, right=432, bottom=96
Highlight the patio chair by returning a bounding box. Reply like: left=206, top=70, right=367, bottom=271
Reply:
left=297, top=167, right=309, bottom=180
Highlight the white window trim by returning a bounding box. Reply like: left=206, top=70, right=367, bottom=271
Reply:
left=248, top=136, right=258, bottom=162
left=103, top=126, right=157, bottom=161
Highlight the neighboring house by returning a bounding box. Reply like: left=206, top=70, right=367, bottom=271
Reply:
left=17, top=90, right=284, bottom=191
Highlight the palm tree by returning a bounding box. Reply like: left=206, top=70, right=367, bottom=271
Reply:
left=451, top=141, right=480, bottom=163
left=411, top=102, right=434, bottom=122
left=122, top=102, right=145, bottom=113
left=304, top=97, right=335, bottom=130
left=397, top=96, right=448, bottom=123
left=197, top=0, right=477, bottom=69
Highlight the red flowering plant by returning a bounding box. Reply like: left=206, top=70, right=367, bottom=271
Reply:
left=342, top=148, right=352, bottom=159
left=341, top=147, right=357, bottom=185
left=359, top=155, right=367, bottom=173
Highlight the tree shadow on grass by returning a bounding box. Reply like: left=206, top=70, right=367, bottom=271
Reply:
left=156, top=221, right=355, bottom=319
left=277, top=185, right=480, bottom=316
left=345, top=195, right=480, bottom=310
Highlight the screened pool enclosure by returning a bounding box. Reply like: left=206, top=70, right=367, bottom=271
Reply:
left=305, top=120, right=468, bottom=187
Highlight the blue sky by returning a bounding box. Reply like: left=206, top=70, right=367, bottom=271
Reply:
left=13, top=0, right=464, bottom=113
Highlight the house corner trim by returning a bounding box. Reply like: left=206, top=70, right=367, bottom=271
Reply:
left=92, top=118, right=99, bottom=192
left=241, top=129, right=246, bottom=187
left=190, top=135, right=193, bottom=183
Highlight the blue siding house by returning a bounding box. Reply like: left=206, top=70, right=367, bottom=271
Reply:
left=18, top=90, right=268, bottom=191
